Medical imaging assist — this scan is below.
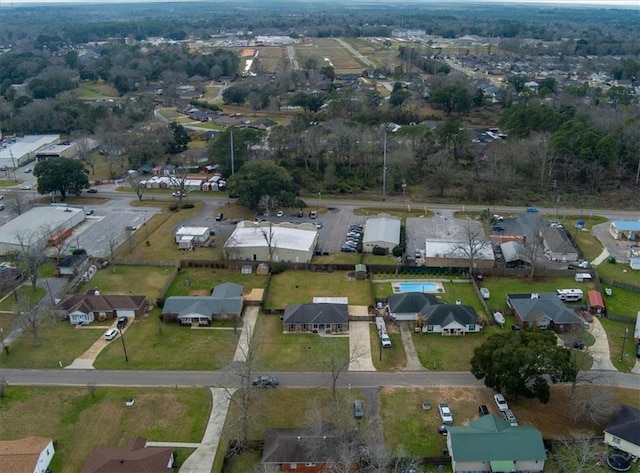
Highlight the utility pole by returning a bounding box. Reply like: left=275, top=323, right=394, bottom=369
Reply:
left=119, top=328, right=129, bottom=362
left=382, top=129, right=387, bottom=201
left=230, top=131, right=235, bottom=175
left=620, top=327, right=629, bottom=363
left=402, top=179, right=407, bottom=211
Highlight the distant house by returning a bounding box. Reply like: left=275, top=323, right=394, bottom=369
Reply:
left=387, top=292, right=438, bottom=321
left=81, top=437, right=173, bottom=473
left=261, top=427, right=342, bottom=473
left=540, top=227, right=578, bottom=262
left=603, top=405, right=640, bottom=458
left=0, top=436, right=55, bottom=473
left=283, top=303, right=348, bottom=334
left=507, top=293, right=584, bottom=332
left=447, top=414, right=546, bottom=473
left=54, top=293, right=148, bottom=325
left=423, top=304, right=481, bottom=335
left=162, top=282, right=243, bottom=325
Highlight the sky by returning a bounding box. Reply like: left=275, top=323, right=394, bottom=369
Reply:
left=0, top=0, right=638, bottom=5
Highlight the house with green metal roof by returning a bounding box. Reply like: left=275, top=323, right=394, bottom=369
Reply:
left=446, top=414, right=546, bottom=473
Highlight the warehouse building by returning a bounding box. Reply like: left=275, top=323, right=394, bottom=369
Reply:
left=224, top=221, right=318, bottom=263
left=0, top=134, right=60, bottom=168
left=362, top=217, right=401, bottom=253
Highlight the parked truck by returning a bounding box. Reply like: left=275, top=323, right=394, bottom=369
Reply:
left=375, top=316, right=392, bottom=348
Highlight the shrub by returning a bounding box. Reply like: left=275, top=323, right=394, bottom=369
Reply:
left=271, top=262, right=286, bottom=274
left=168, top=203, right=178, bottom=211
left=372, top=246, right=388, bottom=256
left=181, top=203, right=195, bottom=209
left=392, top=245, right=403, bottom=257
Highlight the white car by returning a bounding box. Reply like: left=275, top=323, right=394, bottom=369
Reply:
left=438, top=403, right=453, bottom=424
left=494, top=393, right=509, bottom=412
left=480, top=287, right=490, bottom=300
left=104, top=328, right=119, bottom=341
left=276, top=210, right=284, bottom=217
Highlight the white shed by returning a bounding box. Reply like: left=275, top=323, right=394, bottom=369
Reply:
left=175, top=226, right=209, bottom=244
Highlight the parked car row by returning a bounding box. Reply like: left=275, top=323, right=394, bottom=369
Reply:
left=341, top=223, right=363, bottom=253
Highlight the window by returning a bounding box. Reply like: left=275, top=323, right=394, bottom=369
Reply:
left=335, top=324, right=342, bottom=332
left=469, top=324, right=476, bottom=331
left=290, top=463, right=297, bottom=469
left=305, top=463, right=316, bottom=467
left=427, top=325, right=434, bottom=332
left=612, top=436, right=621, bottom=445
left=289, top=324, right=295, bottom=331
left=302, top=324, right=308, bottom=331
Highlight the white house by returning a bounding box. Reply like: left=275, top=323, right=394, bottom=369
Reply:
left=0, top=436, right=55, bottom=473
left=604, top=405, right=640, bottom=458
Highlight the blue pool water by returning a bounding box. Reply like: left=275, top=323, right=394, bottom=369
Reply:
left=395, top=282, right=445, bottom=293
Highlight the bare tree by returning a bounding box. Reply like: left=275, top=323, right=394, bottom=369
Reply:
left=0, top=374, right=7, bottom=397
left=321, top=338, right=365, bottom=401
left=74, top=134, right=98, bottom=176
left=523, top=230, right=546, bottom=279
left=109, top=239, right=117, bottom=273
left=258, top=223, right=278, bottom=263
left=551, top=433, right=604, bottom=472
left=16, top=299, right=51, bottom=348
left=168, top=165, right=190, bottom=204
left=258, top=195, right=280, bottom=217
left=5, top=191, right=31, bottom=216
left=11, top=229, right=48, bottom=291
left=449, top=220, right=491, bottom=276
left=570, top=386, right=617, bottom=425
left=41, top=223, right=71, bottom=263
left=127, top=174, right=147, bottom=201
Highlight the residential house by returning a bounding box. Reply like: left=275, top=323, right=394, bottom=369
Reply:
left=447, top=414, right=546, bottom=473
left=81, top=437, right=174, bottom=473
left=387, top=292, right=438, bottom=321
left=162, top=282, right=243, bottom=325
left=603, top=405, right=640, bottom=459
left=540, top=227, right=578, bottom=262
left=587, top=290, right=605, bottom=316
left=0, top=436, right=55, bottom=473
left=507, top=293, right=584, bottom=332
left=55, top=253, right=90, bottom=277
left=261, top=427, right=343, bottom=473
left=422, top=304, right=481, bottom=335
left=54, top=293, right=148, bottom=325
left=283, top=303, right=348, bottom=334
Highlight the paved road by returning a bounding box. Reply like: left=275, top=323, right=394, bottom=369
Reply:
left=2, top=368, right=638, bottom=390
left=335, top=38, right=375, bottom=68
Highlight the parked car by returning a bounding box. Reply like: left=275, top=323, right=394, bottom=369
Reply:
left=478, top=405, right=490, bottom=416
left=215, top=213, right=224, bottom=221
left=341, top=245, right=356, bottom=253
left=104, top=328, right=118, bottom=341
left=480, top=287, right=490, bottom=300
left=564, top=340, right=584, bottom=349
left=19, top=185, right=31, bottom=190
left=494, top=394, right=509, bottom=412
left=276, top=210, right=284, bottom=217
left=503, top=409, right=518, bottom=426
left=636, top=343, right=640, bottom=359
left=171, top=191, right=186, bottom=197
left=252, top=375, right=279, bottom=387
left=85, top=209, right=94, bottom=216
left=354, top=399, right=364, bottom=419
left=297, top=210, right=304, bottom=218
left=87, top=188, right=98, bottom=193
left=309, top=210, right=317, bottom=219
left=116, top=317, right=128, bottom=329
left=493, top=214, right=504, bottom=222
left=492, top=225, right=505, bottom=232
left=511, top=324, right=522, bottom=331
left=526, top=206, right=539, bottom=213
left=0, top=194, right=4, bottom=199
left=437, top=425, right=448, bottom=436
left=0, top=204, right=4, bottom=211
left=438, top=403, right=453, bottom=424
left=24, top=167, right=32, bottom=173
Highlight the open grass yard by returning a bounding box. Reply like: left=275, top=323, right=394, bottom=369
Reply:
left=344, top=37, right=397, bottom=69
left=264, top=270, right=373, bottom=309
left=596, top=260, right=640, bottom=286
left=599, top=317, right=638, bottom=372
left=312, top=252, right=362, bottom=264
left=601, top=286, right=640, bottom=318
left=370, top=323, right=407, bottom=371
left=93, top=309, right=238, bottom=370
left=0, top=286, right=45, bottom=311
left=0, top=318, right=108, bottom=368
left=77, top=81, right=120, bottom=100
left=252, top=46, right=287, bottom=72
left=165, top=267, right=268, bottom=297
left=379, top=385, right=640, bottom=459
left=0, top=386, right=209, bottom=473
left=412, top=322, right=505, bottom=371
left=296, top=38, right=363, bottom=71
left=253, top=313, right=349, bottom=371
left=77, top=265, right=173, bottom=302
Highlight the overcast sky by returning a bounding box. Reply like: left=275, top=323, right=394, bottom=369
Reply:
left=0, top=0, right=638, bottom=5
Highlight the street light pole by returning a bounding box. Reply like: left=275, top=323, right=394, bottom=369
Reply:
left=119, top=329, right=129, bottom=362
left=382, top=130, right=387, bottom=201
left=402, top=179, right=407, bottom=211
left=317, top=192, right=321, bottom=211
left=620, top=328, right=629, bottom=363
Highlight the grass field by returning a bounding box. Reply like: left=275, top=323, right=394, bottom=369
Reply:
left=77, top=81, right=120, bottom=100
left=0, top=386, right=210, bottom=473
left=93, top=308, right=239, bottom=370
left=264, top=270, right=373, bottom=309
left=77, top=265, right=173, bottom=302
left=165, top=267, right=269, bottom=297
left=0, top=286, right=46, bottom=311
left=253, top=313, right=349, bottom=371
left=370, top=324, right=407, bottom=371
left=295, top=38, right=365, bottom=73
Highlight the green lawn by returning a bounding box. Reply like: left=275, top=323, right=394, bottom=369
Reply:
left=370, top=324, right=407, bottom=371
left=601, top=286, right=639, bottom=318
left=253, top=313, right=349, bottom=371
left=0, top=318, right=101, bottom=368
left=0, top=386, right=209, bottom=473
left=93, top=309, right=238, bottom=370
left=264, top=270, right=373, bottom=309
left=600, top=317, right=638, bottom=372
left=0, top=285, right=46, bottom=311
left=77, top=265, right=174, bottom=302
left=166, top=267, right=268, bottom=297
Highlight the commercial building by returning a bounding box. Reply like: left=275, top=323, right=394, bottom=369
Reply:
left=0, top=134, right=60, bottom=168
left=362, top=217, right=401, bottom=253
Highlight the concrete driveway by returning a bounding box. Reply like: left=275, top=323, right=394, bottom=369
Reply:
left=348, top=321, right=375, bottom=371
left=588, top=317, right=616, bottom=371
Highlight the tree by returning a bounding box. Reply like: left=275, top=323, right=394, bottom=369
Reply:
left=321, top=338, right=365, bottom=402
left=127, top=174, right=146, bottom=201
left=5, top=191, right=31, bottom=216
left=11, top=229, right=48, bottom=291
left=33, top=158, right=89, bottom=201
left=569, top=387, right=617, bottom=425
left=226, top=161, right=301, bottom=211
left=167, top=121, right=191, bottom=154
left=448, top=220, right=490, bottom=276
left=471, top=330, right=576, bottom=403
left=15, top=298, right=51, bottom=348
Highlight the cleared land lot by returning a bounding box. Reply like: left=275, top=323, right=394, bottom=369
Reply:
left=0, top=386, right=209, bottom=473
left=294, top=38, right=364, bottom=73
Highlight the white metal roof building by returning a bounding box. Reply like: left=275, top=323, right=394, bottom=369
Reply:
left=224, top=221, right=318, bottom=263
left=0, top=206, right=85, bottom=255
left=362, top=217, right=401, bottom=253
left=175, top=226, right=210, bottom=243
left=0, top=135, right=60, bottom=168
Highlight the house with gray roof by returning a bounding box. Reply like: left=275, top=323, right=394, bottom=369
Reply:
left=162, top=282, right=243, bottom=326
left=507, top=292, right=584, bottom=332
left=387, top=292, right=438, bottom=321
left=540, top=227, right=578, bottom=262
left=422, top=304, right=480, bottom=335
left=283, top=303, right=348, bottom=334
left=604, top=405, right=640, bottom=458
left=362, top=217, right=401, bottom=253
left=447, top=414, right=546, bottom=473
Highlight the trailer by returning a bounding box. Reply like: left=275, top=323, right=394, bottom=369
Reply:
left=375, top=316, right=392, bottom=348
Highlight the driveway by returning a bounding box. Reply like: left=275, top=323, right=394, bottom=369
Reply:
left=399, top=322, right=425, bottom=371
left=588, top=317, right=616, bottom=371
left=65, top=321, right=130, bottom=370
left=591, top=222, right=631, bottom=264
left=348, top=321, right=375, bottom=371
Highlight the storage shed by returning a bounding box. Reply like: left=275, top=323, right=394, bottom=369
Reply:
left=587, top=290, right=605, bottom=315
left=362, top=217, right=401, bottom=253
left=354, top=264, right=367, bottom=280
left=175, top=226, right=209, bottom=245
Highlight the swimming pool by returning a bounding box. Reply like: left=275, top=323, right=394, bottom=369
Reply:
left=393, top=281, right=445, bottom=293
